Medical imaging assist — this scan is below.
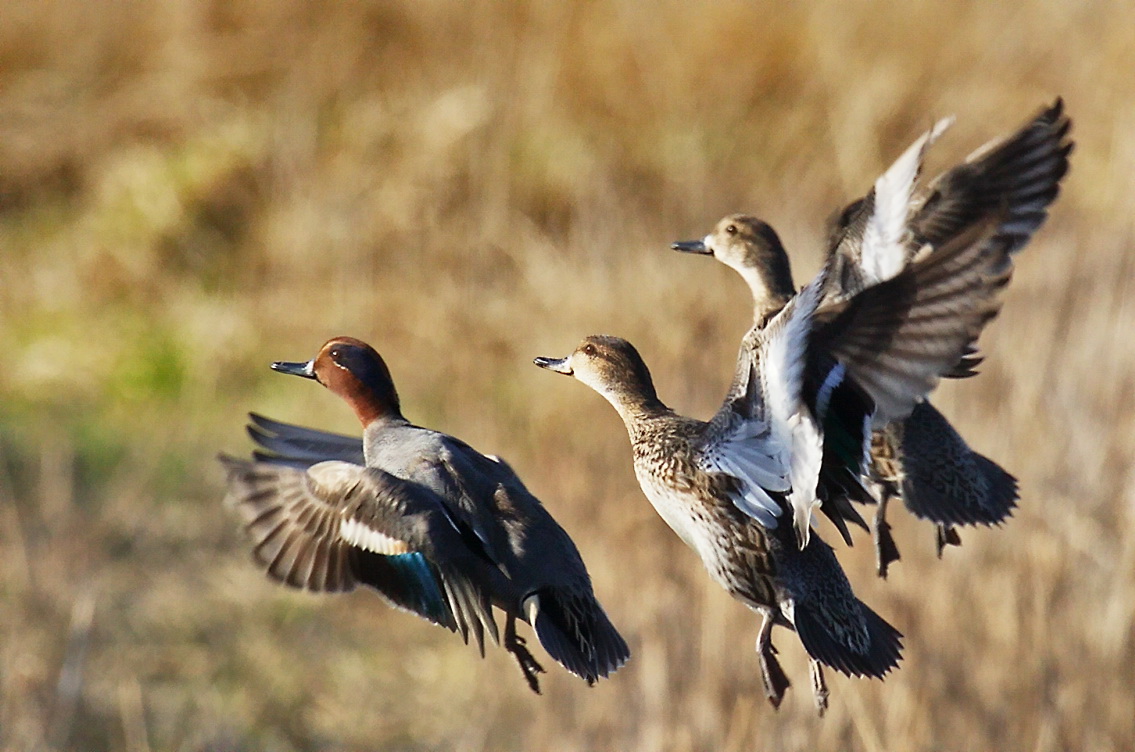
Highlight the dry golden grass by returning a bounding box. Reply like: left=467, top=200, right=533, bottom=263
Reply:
left=2, top=1, right=1133, bottom=749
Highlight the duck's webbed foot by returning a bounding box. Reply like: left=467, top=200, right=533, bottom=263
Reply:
left=505, top=616, right=545, bottom=695
left=873, top=493, right=902, bottom=579
left=935, top=524, right=962, bottom=557
left=809, top=658, right=830, bottom=717
left=755, top=613, right=790, bottom=708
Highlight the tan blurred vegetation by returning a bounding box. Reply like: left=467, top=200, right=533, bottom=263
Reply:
left=1, top=0, right=1133, bottom=749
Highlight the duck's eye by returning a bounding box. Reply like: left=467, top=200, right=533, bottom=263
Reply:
left=726, top=224, right=738, bottom=235
left=582, top=343, right=597, bottom=356
left=329, top=348, right=341, bottom=361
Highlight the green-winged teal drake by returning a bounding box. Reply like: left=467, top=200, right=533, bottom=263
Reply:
left=535, top=302, right=903, bottom=713
left=673, top=99, right=1070, bottom=575
left=221, top=336, right=630, bottom=693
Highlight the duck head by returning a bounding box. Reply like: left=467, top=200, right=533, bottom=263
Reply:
left=672, top=214, right=796, bottom=316
left=535, top=335, right=665, bottom=420
left=272, top=336, right=403, bottom=425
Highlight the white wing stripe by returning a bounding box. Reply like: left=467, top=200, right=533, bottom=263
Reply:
left=787, top=411, right=824, bottom=548
left=861, top=116, right=954, bottom=284
left=340, top=518, right=411, bottom=555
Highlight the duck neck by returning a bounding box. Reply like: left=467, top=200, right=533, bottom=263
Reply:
left=605, top=391, right=671, bottom=439
left=345, top=386, right=406, bottom=428
left=733, top=238, right=796, bottom=326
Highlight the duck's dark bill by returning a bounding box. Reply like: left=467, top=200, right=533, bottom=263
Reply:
left=671, top=239, right=710, bottom=254
left=533, top=356, right=573, bottom=375
left=271, top=360, right=317, bottom=379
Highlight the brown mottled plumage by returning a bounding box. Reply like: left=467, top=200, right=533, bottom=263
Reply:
left=672, top=99, right=1070, bottom=575
left=536, top=335, right=902, bottom=713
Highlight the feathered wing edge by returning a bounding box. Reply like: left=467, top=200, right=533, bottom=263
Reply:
left=219, top=455, right=501, bottom=654
left=905, top=99, right=1071, bottom=378
left=824, top=101, right=1070, bottom=391
left=247, top=412, right=366, bottom=468
left=859, top=115, right=955, bottom=285
left=814, top=212, right=1014, bottom=427
left=913, top=97, right=1073, bottom=257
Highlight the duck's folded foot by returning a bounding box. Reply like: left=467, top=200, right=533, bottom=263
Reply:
left=755, top=613, right=790, bottom=708
left=809, top=659, right=830, bottom=717
left=873, top=495, right=902, bottom=579
left=935, top=524, right=962, bottom=557
left=505, top=617, right=545, bottom=695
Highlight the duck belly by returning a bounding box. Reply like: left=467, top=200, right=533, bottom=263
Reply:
left=635, top=472, right=727, bottom=569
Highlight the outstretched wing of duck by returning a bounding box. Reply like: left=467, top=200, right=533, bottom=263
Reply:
left=812, top=213, right=1014, bottom=427
left=826, top=117, right=954, bottom=296
left=824, top=100, right=1071, bottom=380
left=220, top=455, right=502, bottom=653
left=246, top=412, right=366, bottom=468
left=911, top=98, right=1072, bottom=258
left=827, top=100, right=1069, bottom=302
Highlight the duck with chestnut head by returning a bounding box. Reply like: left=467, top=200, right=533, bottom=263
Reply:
left=221, top=336, right=629, bottom=693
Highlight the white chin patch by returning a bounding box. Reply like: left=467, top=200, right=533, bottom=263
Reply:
left=340, top=518, right=410, bottom=555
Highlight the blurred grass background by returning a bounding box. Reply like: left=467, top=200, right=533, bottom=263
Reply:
left=2, top=0, right=1133, bottom=749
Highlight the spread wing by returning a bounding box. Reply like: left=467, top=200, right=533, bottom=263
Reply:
left=858, top=116, right=954, bottom=285
left=812, top=213, right=1013, bottom=426
left=826, top=117, right=954, bottom=295
left=246, top=412, right=365, bottom=468
left=827, top=100, right=1070, bottom=303
left=911, top=97, right=1072, bottom=257
left=246, top=415, right=512, bottom=568
left=220, top=455, right=502, bottom=653
left=823, top=100, right=1071, bottom=384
